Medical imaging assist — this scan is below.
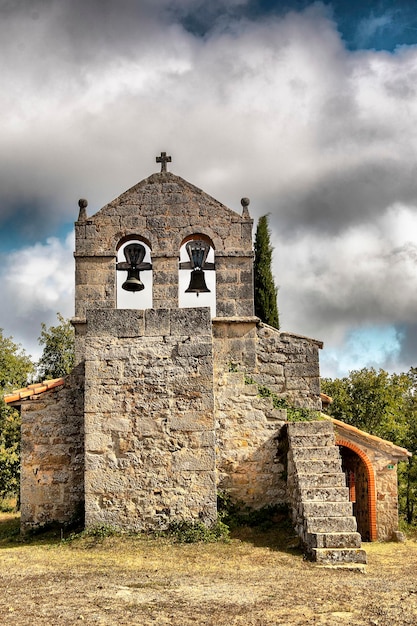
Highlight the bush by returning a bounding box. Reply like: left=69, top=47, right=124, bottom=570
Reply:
left=167, top=519, right=230, bottom=543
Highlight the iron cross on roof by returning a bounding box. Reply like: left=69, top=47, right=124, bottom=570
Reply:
left=156, top=151, right=172, bottom=172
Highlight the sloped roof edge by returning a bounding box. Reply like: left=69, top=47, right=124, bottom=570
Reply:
left=91, top=171, right=249, bottom=222
left=3, top=378, right=65, bottom=405
left=260, top=322, right=324, bottom=349
left=325, top=415, right=411, bottom=459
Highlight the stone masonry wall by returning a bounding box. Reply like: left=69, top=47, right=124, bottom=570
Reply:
left=334, top=424, right=403, bottom=541
left=255, top=325, right=323, bottom=410
left=20, top=366, right=84, bottom=532
left=213, top=319, right=323, bottom=509
left=74, top=172, right=254, bottom=363
left=84, top=307, right=216, bottom=531
left=374, top=463, right=401, bottom=540
left=214, top=369, right=287, bottom=509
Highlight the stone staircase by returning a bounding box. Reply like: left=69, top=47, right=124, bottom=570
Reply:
left=286, top=420, right=367, bottom=567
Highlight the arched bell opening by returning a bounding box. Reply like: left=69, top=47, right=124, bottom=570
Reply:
left=116, top=237, right=153, bottom=309
left=337, top=441, right=378, bottom=542
left=178, top=234, right=216, bottom=316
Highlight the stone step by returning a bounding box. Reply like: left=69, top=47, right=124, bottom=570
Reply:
left=294, top=459, right=342, bottom=474
left=318, top=563, right=367, bottom=572
left=288, top=433, right=336, bottom=448
left=306, top=516, right=358, bottom=533
left=306, top=532, right=362, bottom=549
left=287, top=421, right=335, bottom=436
left=299, top=486, right=350, bottom=502
left=297, top=473, right=346, bottom=488
left=311, top=547, right=367, bottom=565
left=302, top=501, right=353, bottom=517
left=287, top=420, right=366, bottom=567
left=290, top=446, right=341, bottom=461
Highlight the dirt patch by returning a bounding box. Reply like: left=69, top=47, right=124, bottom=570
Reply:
left=1, top=514, right=416, bottom=625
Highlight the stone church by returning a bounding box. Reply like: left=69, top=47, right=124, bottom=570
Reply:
left=5, top=153, right=410, bottom=564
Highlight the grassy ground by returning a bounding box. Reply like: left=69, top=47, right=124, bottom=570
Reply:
left=1, top=513, right=417, bottom=625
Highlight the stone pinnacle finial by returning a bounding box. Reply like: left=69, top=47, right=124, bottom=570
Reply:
left=241, top=197, right=250, bottom=218
left=156, top=151, right=172, bottom=173
left=78, top=198, right=88, bottom=221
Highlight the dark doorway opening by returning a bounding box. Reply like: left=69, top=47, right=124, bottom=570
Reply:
left=339, top=445, right=371, bottom=541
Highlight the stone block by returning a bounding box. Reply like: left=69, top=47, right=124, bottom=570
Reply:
left=286, top=363, right=320, bottom=377
left=86, top=433, right=112, bottom=454
left=297, top=473, right=346, bottom=488
left=259, top=362, right=284, bottom=376
left=290, top=446, right=340, bottom=461
left=311, top=547, right=367, bottom=565
left=144, top=308, right=170, bottom=336
left=102, top=415, right=131, bottom=433
left=216, top=300, right=237, bottom=317
left=288, top=421, right=334, bottom=435
left=299, top=486, right=350, bottom=502
left=122, top=216, right=146, bottom=230
left=289, top=433, right=335, bottom=448
left=172, top=448, right=215, bottom=471
left=177, top=341, right=212, bottom=358
left=86, top=309, right=145, bottom=337
left=306, top=516, right=358, bottom=533
left=307, top=531, right=362, bottom=549
left=215, top=270, right=239, bottom=285
left=170, top=308, right=211, bottom=336
left=295, top=458, right=342, bottom=474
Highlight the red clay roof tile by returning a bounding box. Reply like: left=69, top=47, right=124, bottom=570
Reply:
left=3, top=377, right=65, bottom=404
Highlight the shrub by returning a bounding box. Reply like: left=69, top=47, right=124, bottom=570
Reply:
left=167, top=520, right=230, bottom=543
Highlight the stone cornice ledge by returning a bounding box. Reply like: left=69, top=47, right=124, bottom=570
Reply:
left=212, top=316, right=259, bottom=324
left=279, top=331, right=324, bottom=349
left=256, top=321, right=324, bottom=349
left=71, top=317, right=87, bottom=326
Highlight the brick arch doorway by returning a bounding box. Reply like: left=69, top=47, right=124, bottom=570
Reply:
left=336, top=441, right=378, bottom=541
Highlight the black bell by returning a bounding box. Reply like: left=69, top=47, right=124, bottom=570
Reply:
left=185, top=268, right=210, bottom=295
left=122, top=268, right=144, bottom=292
left=121, top=243, right=146, bottom=292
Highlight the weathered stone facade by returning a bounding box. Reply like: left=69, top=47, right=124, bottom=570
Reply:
left=83, top=308, right=216, bottom=530
left=213, top=319, right=322, bottom=509
left=5, top=160, right=409, bottom=547
left=19, top=367, right=84, bottom=530
left=73, top=171, right=254, bottom=364
left=333, top=419, right=410, bottom=541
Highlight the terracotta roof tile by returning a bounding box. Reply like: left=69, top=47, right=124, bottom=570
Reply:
left=320, top=392, right=332, bottom=404
left=3, top=377, right=65, bottom=404
left=328, top=416, right=411, bottom=458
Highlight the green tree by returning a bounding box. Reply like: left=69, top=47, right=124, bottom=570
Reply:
left=322, top=367, right=417, bottom=524
left=321, top=368, right=410, bottom=441
left=254, top=215, right=279, bottom=329
left=37, top=313, right=75, bottom=380
left=397, top=367, right=417, bottom=524
left=0, top=330, right=34, bottom=500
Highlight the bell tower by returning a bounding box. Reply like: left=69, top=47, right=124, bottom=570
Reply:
left=73, top=153, right=254, bottom=363
left=72, top=154, right=255, bottom=531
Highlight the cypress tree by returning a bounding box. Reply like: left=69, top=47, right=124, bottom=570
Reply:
left=254, top=215, right=280, bottom=329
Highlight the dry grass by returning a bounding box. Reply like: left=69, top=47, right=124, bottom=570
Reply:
left=1, top=513, right=417, bottom=625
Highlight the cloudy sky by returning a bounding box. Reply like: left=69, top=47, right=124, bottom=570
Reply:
left=1, top=0, right=417, bottom=378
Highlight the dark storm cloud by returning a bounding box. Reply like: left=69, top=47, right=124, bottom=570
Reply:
left=270, top=159, right=417, bottom=236
left=272, top=203, right=417, bottom=375
left=1, top=0, right=417, bottom=374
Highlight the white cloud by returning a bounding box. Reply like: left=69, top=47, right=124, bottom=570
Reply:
left=1, top=2, right=417, bottom=375
left=0, top=233, right=74, bottom=360
left=273, top=202, right=417, bottom=374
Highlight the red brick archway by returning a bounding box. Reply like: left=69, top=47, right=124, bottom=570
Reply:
left=336, top=439, right=378, bottom=541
